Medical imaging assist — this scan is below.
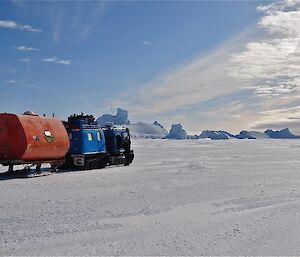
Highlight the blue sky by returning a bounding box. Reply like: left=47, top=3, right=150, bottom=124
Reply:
left=1, top=0, right=300, bottom=133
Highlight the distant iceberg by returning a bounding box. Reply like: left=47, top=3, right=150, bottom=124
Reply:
left=199, top=130, right=231, bottom=140
left=236, top=130, right=269, bottom=139
left=97, top=108, right=167, bottom=138
left=165, top=124, right=187, bottom=140
left=127, top=121, right=168, bottom=139
left=198, top=128, right=300, bottom=140
left=264, top=128, right=300, bottom=139
left=96, top=108, right=300, bottom=140
left=97, top=108, right=130, bottom=126
left=187, top=135, right=200, bottom=139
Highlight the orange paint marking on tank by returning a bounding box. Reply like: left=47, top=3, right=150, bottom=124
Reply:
left=0, top=113, right=70, bottom=162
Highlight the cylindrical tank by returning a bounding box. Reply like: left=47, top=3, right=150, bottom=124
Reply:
left=0, top=113, right=70, bottom=163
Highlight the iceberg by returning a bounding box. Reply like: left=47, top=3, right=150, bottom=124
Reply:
left=165, top=124, right=187, bottom=140
left=127, top=121, right=168, bottom=139
left=97, top=108, right=130, bottom=126
left=264, top=128, right=300, bottom=139
left=236, top=130, right=269, bottom=139
left=199, top=130, right=231, bottom=140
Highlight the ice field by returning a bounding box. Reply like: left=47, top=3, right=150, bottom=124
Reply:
left=0, top=139, right=300, bottom=255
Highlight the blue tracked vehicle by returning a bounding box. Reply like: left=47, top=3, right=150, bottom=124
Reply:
left=103, top=125, right=134, bottom=166
left=62, top=114, right=134, bottom=170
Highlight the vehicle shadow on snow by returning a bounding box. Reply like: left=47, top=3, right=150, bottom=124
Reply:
left=0, top=167, right=56, bottom=180
left=0, top=164, right=127, bottom=181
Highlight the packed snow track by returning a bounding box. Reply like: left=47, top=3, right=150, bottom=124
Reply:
left=1, top=139, right=300, bottom=255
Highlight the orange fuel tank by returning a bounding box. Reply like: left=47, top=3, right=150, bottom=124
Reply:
left=0, top=113, right=70, bottom=163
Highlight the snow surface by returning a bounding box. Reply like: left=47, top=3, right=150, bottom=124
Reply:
left=1, top=139, right=300, bottom=255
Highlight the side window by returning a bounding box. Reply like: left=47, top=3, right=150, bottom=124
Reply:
left=123, top=132, right=128, bottom=140
left=85, top=132, right=93, bottom=141
left=97, top=131, right=101, bottom=141
left=116, top=135, right=122, bottom=148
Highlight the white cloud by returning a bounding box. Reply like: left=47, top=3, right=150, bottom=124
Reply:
left=41, top=56, right=72, bottom=65
left=15, top=45, right=40, bottom=51
left=226, top=0, right=300, bottom=132
left=257, top=0, right=300, bottom=15
left=106, top=0, right=300, bottom=132
left=5, top=80, right=16, bottom=84
left=18, top=58, right=31, bottom=62
left=142, top=41, right=152, bottom=45
left=259, top=11, right=300, bottom=36
left=230, top=0, right=300, bottom=99
left=0, top=20, right=42, bottom=32
left=249, top=106, right=300, bottom=134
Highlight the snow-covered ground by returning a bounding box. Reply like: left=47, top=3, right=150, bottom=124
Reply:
left=1, top=139, right=300, bottom=255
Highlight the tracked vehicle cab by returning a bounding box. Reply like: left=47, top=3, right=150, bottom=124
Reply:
left=63, top=114, right=108, bottom=169
left=102, top=125, right=134, bottom=165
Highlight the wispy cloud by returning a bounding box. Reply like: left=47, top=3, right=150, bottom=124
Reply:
left=70, top=1, right=109, bottom=40
left=0, top=20, right=42, bottom=32
left=50, top=5, right=64, bottom=44
left=10, top=2, right=110, bottom=43
left=14, top=2, right=110, bottom=44
left=5, top=79, right=42, bottom=89
left=18, top=58, right=31, bottom=62
left=111, top=0, right=300, bottom=133
left=24, top=84, right=42, bottom=89
left=114, top=29, right=253, bottom=117
left=5, top=79, right=17, bottom=84
left=15, top=45, right=40, bottom=51
left=142, top=41, right=152, bottom=45
left=41, top=56, right=72, bottom=65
